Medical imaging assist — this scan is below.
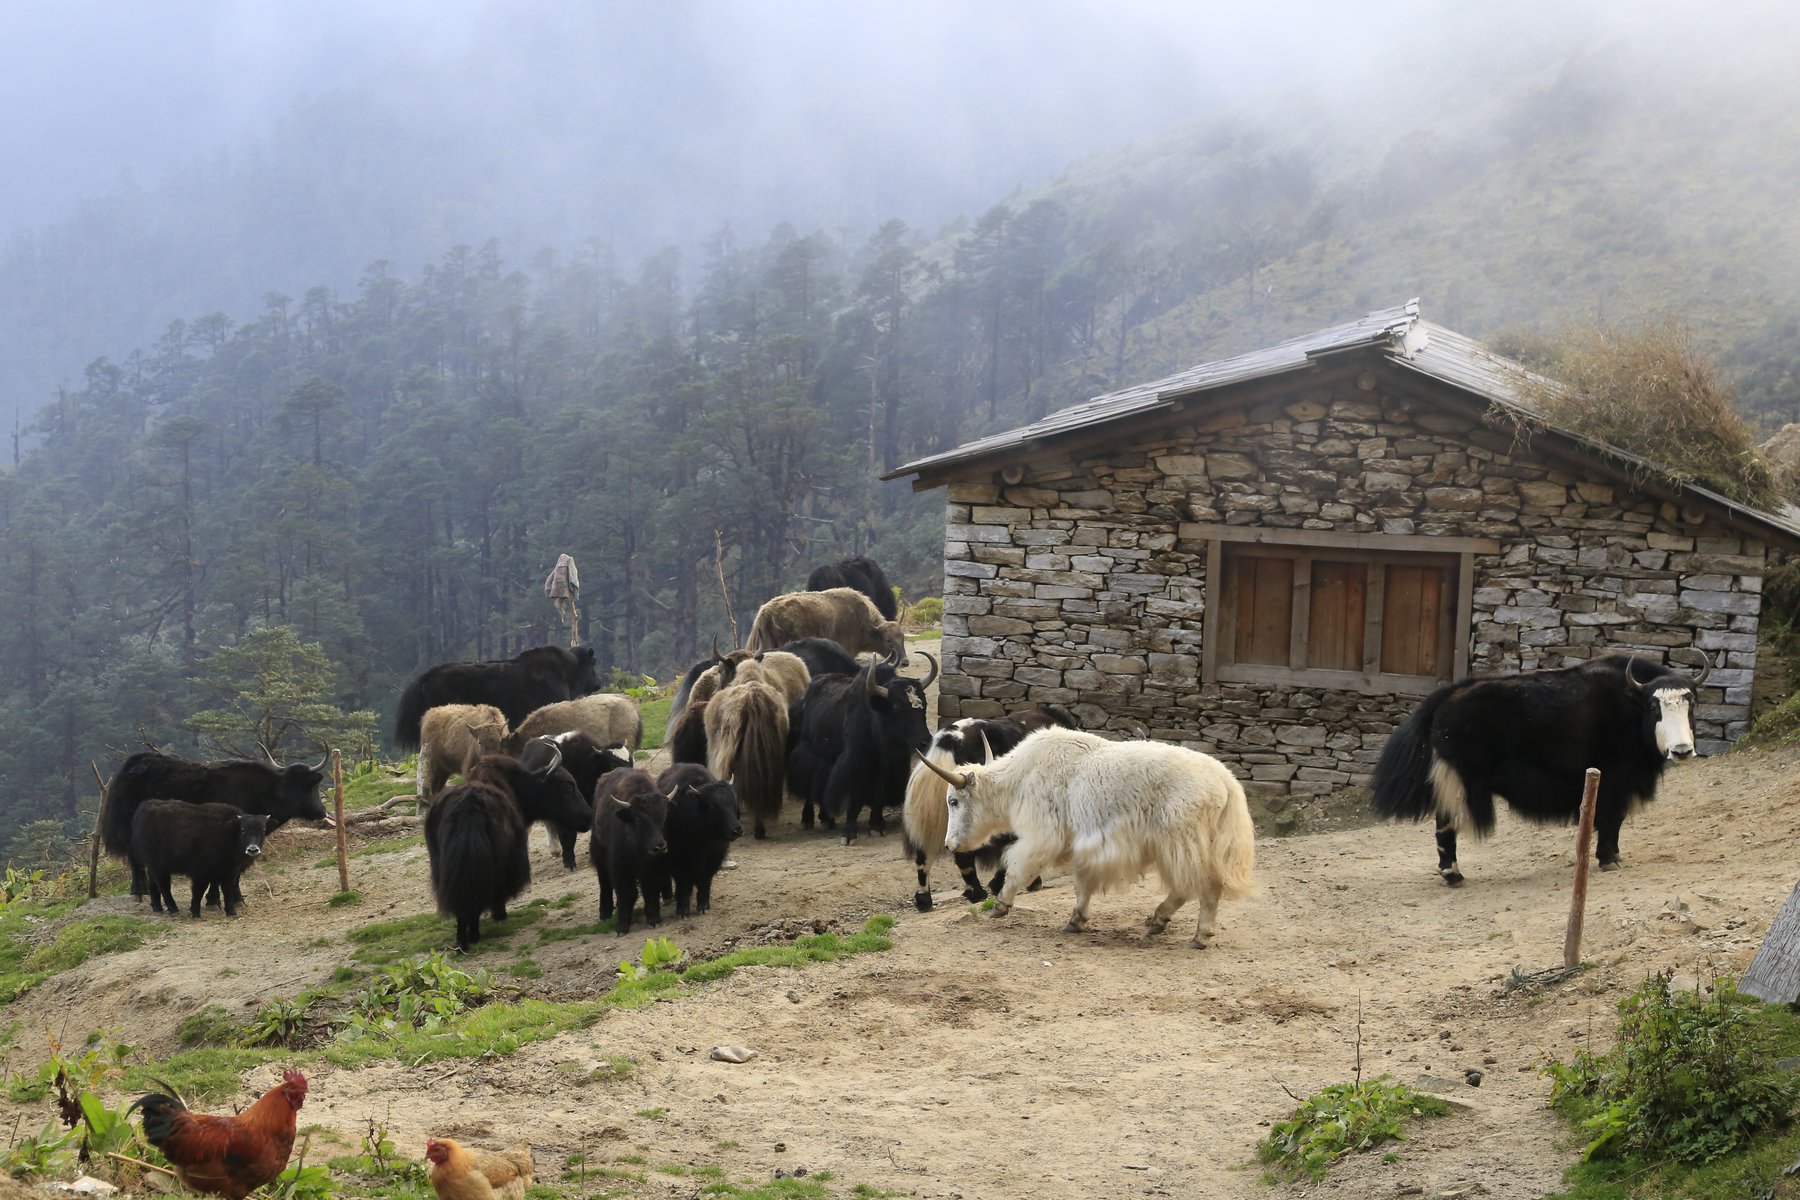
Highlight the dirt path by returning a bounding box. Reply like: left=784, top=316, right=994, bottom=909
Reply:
left=8, top=661, right=1798, bottom=1200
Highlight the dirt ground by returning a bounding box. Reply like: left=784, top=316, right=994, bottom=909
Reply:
left=8, top=649, right=1799, bottom=1200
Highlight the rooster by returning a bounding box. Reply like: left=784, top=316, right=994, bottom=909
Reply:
left=129, top=1069, right=308, bottom=1200
left=425, top=1137, right=534, bottom=1200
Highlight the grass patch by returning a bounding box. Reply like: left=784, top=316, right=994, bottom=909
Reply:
left=349, top=907, right=544, bottom=964
left=321, top=998, right=600, bottom=1067
left=328, top=890, right=363, bottom=907
left=508, top=959, right=543, bottom=979
left=23, top=915, right=153, bottom=974
left=538, top=919, right=613, bottom=944
left=342, top=762, right=420, bottom=811
left=638, top=696, right=671, bottom=752
left=699, top=1179, right=833, bottom=1199
left=1258, top=1077, right=1452, bottom=1180
left=121, top=1048, right=278, bottom=1104
left=178, top=1005, right=243, bottom=1048
left=635, top=1107, right=666, bottom=1120
left=1743, top=689, right=1800, bottom=748
left=314, top=835, right=423, bottom=867
left=1542, top=973, right=1800, bottom=1198
left=0, top=903, right=147, bottom=1003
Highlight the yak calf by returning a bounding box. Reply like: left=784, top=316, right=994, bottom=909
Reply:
left=130, top=802, right=268, bottom=918
left=590, top=769, right=672, bottom=936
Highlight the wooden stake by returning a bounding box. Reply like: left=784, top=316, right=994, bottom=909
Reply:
left=714, top=529, right=738, bottom=646
left=332, top=750, right=349, bottom=894
left=1563, top=767, right=1601, bottom=970
left=88, top=762, right=107, bottom=900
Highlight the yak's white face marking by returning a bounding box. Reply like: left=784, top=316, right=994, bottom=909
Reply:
left=1429, top=755, right=1472, bottom=833
left=942, top=782, right=979, bottom=853
left=1652, top=686, right=1696, bottom=759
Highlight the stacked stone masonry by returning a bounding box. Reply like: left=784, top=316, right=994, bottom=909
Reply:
left=935, top=381, right=1767, bottom=805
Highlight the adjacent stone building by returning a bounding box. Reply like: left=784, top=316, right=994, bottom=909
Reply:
left=886, top=301, right=1800, bottom=809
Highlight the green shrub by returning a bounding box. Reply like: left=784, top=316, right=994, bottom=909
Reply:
left=1259, top=1077, right=1450, bottom=1178
left=1543, top=972, right=1800, bottom=1165
left=903, top=596, right=943, bottom=629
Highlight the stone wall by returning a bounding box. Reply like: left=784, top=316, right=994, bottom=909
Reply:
left=935, top=376, right=1767, bottom=809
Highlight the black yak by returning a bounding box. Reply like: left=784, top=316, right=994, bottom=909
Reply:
left=103, top=749, right=327, bottom=901
left=590, top=768, right=673, bottom=936
left=130, top=802, right=268, bottom=918
left=393, top=645, right=602, bottom=750
left=1371, top=652, right=1713, bottom=885
left=787, top=653, right=936, bottom=844
left=805, top=555, right=899, bottom=621
left=425, top=740, right=592, bottom=950
left=533, top=731, right=629, bottom=869
left=656, top=765, right=742, bottom=918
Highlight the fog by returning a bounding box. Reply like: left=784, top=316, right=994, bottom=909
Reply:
left=1, top=0, right=1795, bottom=429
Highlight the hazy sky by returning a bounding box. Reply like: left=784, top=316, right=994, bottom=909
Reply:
left=0, top=0, right=1470, bottom=240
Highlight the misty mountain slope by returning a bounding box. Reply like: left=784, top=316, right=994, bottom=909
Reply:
left=1023, top=58, right=1800, bottom=413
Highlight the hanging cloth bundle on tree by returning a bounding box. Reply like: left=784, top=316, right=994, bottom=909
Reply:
left=544, top=554, right=580, bottom=600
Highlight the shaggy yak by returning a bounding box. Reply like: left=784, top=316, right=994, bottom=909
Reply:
left=424, top=740, right=592, bottom=951
left=915, top=728, right=1256, bottom=948
left=393, top=645, right=602, bottom=749
left=590, top=768, right=674, bottom=936
left=744, top=588, right=906, bottom=664
left=804, top=555, right=899, bottom=621
left=416, top=704, right=510, bottom=799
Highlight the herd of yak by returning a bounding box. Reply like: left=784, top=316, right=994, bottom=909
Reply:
left=93, top=547, right=1725, bottom=953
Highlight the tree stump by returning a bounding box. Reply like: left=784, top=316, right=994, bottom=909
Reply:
left=1740, top=877, right=1800, bottom=1004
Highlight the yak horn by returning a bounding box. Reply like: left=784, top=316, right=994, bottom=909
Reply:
left=912, top=748, right=971, bottom=790
left=917, top=650, right=939, bottom=690
left=712, top=635, right=724, bottom=664
left=978, top=729, right=995, bottom=764
left=313, top=750, right=330, bottom=773
left=1686, top=647, right=1715, bottom=687
left=256, top=741, right=279, bottom=767
left=859, top=658, right=883, bottom=700
left=1624, top=656, right=1649, bottom=689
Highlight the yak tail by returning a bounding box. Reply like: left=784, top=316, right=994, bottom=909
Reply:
left=429, top=798, right=527, bottom=921
left=711, top=684, right=788, bottom=824
left=101, top=756, right=151, bottom=857
left=900, top=746, right=954, bottom=866
left=1371, top=682, right=1457, bottom=822
left=1213, top=773, right=1257, bottom=900
left=670, top=700, right=710, bottom=767
left=393, top=677, right=430, bottom=751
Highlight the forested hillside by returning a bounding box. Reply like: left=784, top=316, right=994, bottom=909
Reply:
left=5, top=24, right=1800, bottom=849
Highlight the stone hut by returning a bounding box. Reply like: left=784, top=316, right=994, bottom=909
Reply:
left=885, top=300, right=1800, bottom=810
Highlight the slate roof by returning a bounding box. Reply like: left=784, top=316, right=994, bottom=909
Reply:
left=885, top=299, right=1800, bottom=548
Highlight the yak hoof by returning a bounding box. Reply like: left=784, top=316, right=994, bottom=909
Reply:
left=961, top=885, right=987, bottom=904
left=990, top=901, right=1011, bottom=918
left=1599, top=859, right=1622, bottom=872
left=1026, top=877, right=1044, bottom=893
left=914, top=891, right=934, bottom=913
left=1440, top=867, right=1465, bottom=886
left=1145, top=916, right=1168, bottom=935
left=1063, top=917, right=1088, bottom=933
left=1187, top=936, right=1211, bottom=950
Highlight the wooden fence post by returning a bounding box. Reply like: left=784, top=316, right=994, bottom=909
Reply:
left=332, top=750, right=349, bottom=894
left=1563, top=767, right=1601, bottom=970
left=88, top=762, right=107, bottom=900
